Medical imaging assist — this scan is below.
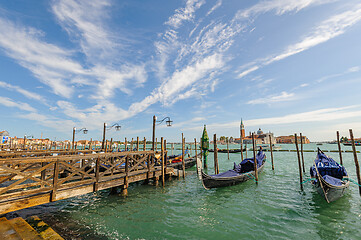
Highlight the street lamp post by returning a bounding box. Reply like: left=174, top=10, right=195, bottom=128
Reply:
left=72, top=127, right=88, bottom=150
left=101, top=123, right=121, bottom=150
left=152, top=116, right=173, bottom=150
left=23, top=135, right=34, bottom=149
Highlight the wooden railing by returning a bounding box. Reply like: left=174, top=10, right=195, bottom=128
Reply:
left=0, top=151, right=168, bottom=215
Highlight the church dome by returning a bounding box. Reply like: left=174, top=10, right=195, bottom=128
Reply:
left=257, top=128, right=263, bottom=135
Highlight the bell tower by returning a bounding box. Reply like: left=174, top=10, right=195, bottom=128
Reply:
left=240, top=119, right=245, bottom=139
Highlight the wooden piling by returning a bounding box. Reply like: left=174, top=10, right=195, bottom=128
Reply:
left=110, top=138, right=113, bottom=152
left=300, top=133, right=305, bottom=173
left=122, top=155, right=129, bottom=196
left=240, top=136, right=244, bottom=161
left=171, top=143, right=174, bottom=155
left=252, top=133, right=258, bottom=184
left=268, top=135, right=274, bottom=171
left=144, top=137, right=146, bottom=151
left=349, top=129, right=361, bottom=196
left=51, top=159, right=60, bottom=201
left=194, top=139, right=197, bottom=158
left=161, top=137, right=165, bottom=186
left=227, top=137, right=230, bottom=160
left=182, top=134, right=185, bottom=179
left=337, top=131, right=343, bottom=165
left=164, top=139, right=167, bottom=183
left=294, top=133, right=303, bottom=191
left=130, top=138, right=134, bottom=151
left=94, top=156, right=100, bottom=191
left=137, top=137, right=139, bottom=151
left=214, top=134, right=219, bottom=175
left=124, top=138, right=127, bottom=151
left=155, top=138, right=157, bottom=152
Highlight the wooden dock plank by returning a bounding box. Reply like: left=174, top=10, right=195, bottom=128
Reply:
left=0, top=217, right=22, bottom=240
left=27, top=216, right=63, bottom=240
left=8, top=217, right=42, bottom=240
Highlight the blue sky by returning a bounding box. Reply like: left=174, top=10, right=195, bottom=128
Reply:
left=1, top=0, right=361, bottom=142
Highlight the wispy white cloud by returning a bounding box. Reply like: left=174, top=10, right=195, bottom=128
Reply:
left=206, top=0, right=222, bottom=16
left=0, top=96, right=36, bottom=112
left=0, top=81, right=46, bottom=102
left=165, top=0, right=205, bottom=28
left=317, top=65, right=361, bottom=83
left=0, top=17, right=86, bottom=98
left=19, top=112, right=75, bottom=132
left=185, top=105, right=361, bottom=132
left=247, top=91, right=295, bottom=105
left=236, top=0, right=337, bottom=19
left=52, top=0, right=115, bottom=60
left=238, top=66, right=259, bottom=78
left=238, top=4, right=361, bottom=78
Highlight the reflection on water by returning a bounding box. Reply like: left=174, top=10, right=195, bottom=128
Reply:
left=2, top=143, right=361, bottom=239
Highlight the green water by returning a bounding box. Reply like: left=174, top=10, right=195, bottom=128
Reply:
left=10, top=143, right=361, bottom=239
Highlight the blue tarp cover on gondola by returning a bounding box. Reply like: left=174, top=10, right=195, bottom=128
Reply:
left=210, top=150, right=265, bottom=178
left=310, top=148, right=347, bottom=186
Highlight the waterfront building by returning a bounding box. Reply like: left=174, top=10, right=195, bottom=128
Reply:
left=275, top=135, right=310, bottom=144
left=242, top=128, right=276, bottom=145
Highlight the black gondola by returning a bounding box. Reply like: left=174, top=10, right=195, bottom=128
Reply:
left=198, top=149, right=266, bottom=189
left=208, top=148, right=245, bottom=153
left=310, top=148, right=350, bottom=202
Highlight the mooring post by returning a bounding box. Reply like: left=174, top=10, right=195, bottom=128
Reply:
left=240, top=136, right=244, bottom=161
left=214, top=134, right=219, bottom=175
left=124, top=138, right=127, bottom=151
left=227, top=137, right=230, bottom=160
left=349, top=129, right=361, bottom=196
left=130, top=138, right=134, bottom=151
left=143, top=137, right=146, bottom=151
left=164, top=139, right=168, bottom=183
left=252, top=133, right=258, bottom=184
left=51, top=159, right=60, bottom=202
left=161, top=137, right=165, bottom=186
left=194, top=138, right=198, bottom=175
left=110, top=138, right=113, bottom=152
left=300, top=133, right=305, bottom=173
left=245, top=143, right=248, bottom=158
left=182, top=134, right=186, bottom=179
left=171, top=143, right=174, bottom=155
left=269, top=135, right=274, bottom=171
left=337, top=131, right=343, bottom=165
left=294, top=133, right=303, bottom=191
left=137, top=137, right=139, bottom=151
left=94, top=156, right=100, bottom=192
left=122, top=155, right=129, bottom=196
left=155, top=138, right=158, bottom=152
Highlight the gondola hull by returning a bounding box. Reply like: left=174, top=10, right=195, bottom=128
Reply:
left=312, top=177, right=349, bottom=202
left=310, top=148, right=350, bottom=202
left=209, top=149, right=245, bottom=153
left=200, top=161, right=265, bottom=189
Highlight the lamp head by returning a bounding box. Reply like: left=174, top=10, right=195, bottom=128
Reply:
left=166, top=119, right=173, bottom=127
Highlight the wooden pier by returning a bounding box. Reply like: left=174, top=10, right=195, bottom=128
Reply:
left=0, top=150, right=176, bottom=215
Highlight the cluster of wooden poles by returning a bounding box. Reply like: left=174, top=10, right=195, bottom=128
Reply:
left=294, top=129, right=361, bottom=195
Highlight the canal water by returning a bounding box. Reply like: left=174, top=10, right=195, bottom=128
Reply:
left=6, top=143, right=361, bottom=239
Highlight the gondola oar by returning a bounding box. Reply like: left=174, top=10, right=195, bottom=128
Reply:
left=314, top=158, right=330, bottom=203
